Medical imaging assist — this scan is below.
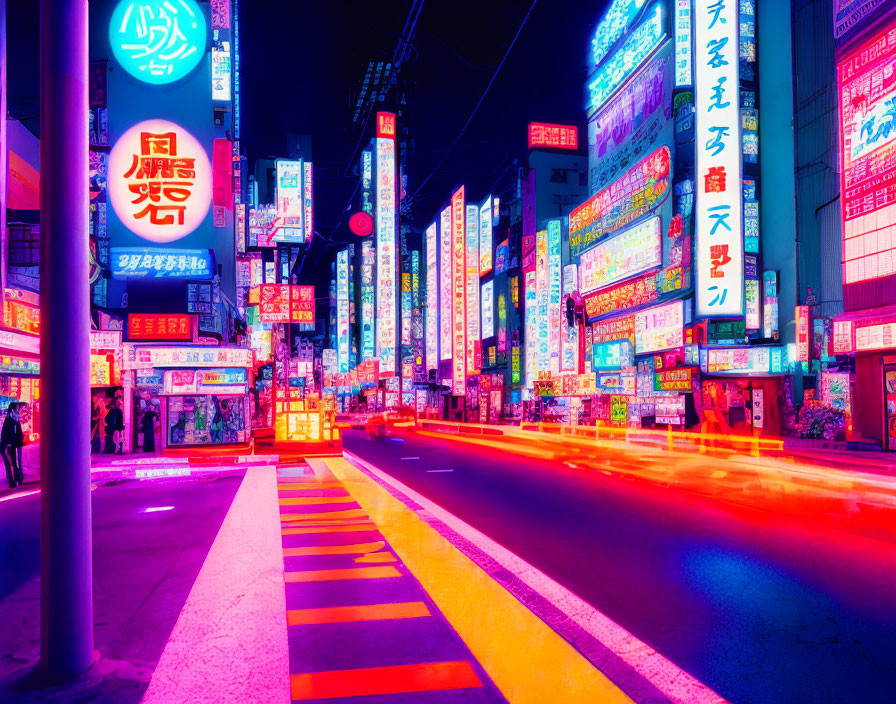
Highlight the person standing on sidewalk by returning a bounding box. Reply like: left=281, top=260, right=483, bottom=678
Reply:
left=104, top=398, right=124, bottom=453
left=1, top=403, right=24, bottom=488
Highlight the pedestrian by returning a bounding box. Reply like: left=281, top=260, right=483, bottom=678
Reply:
left=2, top=403, right=24, bottom=488
left=141, top=406, right=157, bottom=453
left=210, top=399, right=225, bottom=444
left=91, top=401, right=101, bottom=453
left=104, top=398, right=124, bottom=453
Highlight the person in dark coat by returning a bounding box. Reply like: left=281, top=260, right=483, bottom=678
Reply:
left=104, top=398, right=124, bottom=453
left=2, top=403, right=24, bottom=488
left=141, top=407, right=157, bottom=453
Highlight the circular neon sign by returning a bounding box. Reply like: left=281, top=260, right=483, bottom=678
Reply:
left=109, top=0, right=207, bottom=85
left=109, top=119, right=212, bottom=243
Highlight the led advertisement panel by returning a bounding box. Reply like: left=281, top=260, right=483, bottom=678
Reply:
left=547, top=219, right=563, bottom=375
left=122, top=345, right=252, bottom=369
left=450, top=187, right=467, bottom=395
left=425, top=222, right=439, bottom=370
left=528, top=123, right=578, bottom=150
left=290, top=286, right=315, bottom=328
left=360, top=239, right=376, bottom=362
left=274, top=159, right=304, bottom=243
left=108, top=119, right=212, bottom=243
left=591, top=0, right=651, bottom=67
left=561, top=263, right=579, bottom=373
left=703, top=346, right=784, bottom=375
left=111, top=247, right=213, bottom=279
left=259, top=284, right=289, bottom=323
left=674, top=0, right=692, bottom=86
left=479, top=196, right=493, bottom=275
left=337, top=249, right=350, bottom=373
left=211, top=41, right=231, bottom=101
left=695, top=0, right=743, bottom=316
left=376, top=137, right=397, bottom=375
left=535, top=229, right=550, bottom=375
left=129, top=314, right=192, bottom=340
left=587, top=3, right=665, bottom=115
left=834, top=0, right=889, bottom=40
left=570, top=145, right=670, bottom=257
left=588, top=44, right=673, bottom=195
left=635, top=300, right=683, bottom=354
left=579, top=216, right=662, bottom=293
left=524, top=270, right=537, bottom=388
left=439, top=206, right=453, bottom=362
left=465, top=204, right=480, bottom=374
left=303, top=162, right=314, bottom=242
left=109, top=0, right=206, bottom=85
left=481, top=280, right=495, bottom=339
left=838, top=20, right=896, bottom=288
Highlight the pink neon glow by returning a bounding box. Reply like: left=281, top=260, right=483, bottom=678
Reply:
left=0, top=488, right=40, bottom=503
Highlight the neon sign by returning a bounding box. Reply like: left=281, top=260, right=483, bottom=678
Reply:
left=465, top=204, right=480, bottom=374
left=361, top=240, right=376, bottom=361
left=111, top=247, right=213, bottom=279
left=122, top=345, right=252, bottom=369
left=703, top=347, right=784, bottom=375
left=303, top=162, right=314, bottom=243
left=569, top=146, right=670, bottom=257
left=439, top=207, right=452, bottom=362
left=129, top=313, right=192, bottom=340
left=536, top=229, right=550, bottom=375
left=524, top=270, right=537, bottom=388
left=109, top=0, right=206, bottom=85
left=275, top=159, right=304, bottom=243
left=337, top=249, right=350, bottom=373
left=695, top=0, right=743, bottom=316
left=579, top=216, right=662, bottom=293
left=635, top=300, right=683, bottom=354
left=425, top=223, right=439, bottom=370
left=674, top=0, right=692, bottom=86
left=591, top=0, right=651, bottom=67
left=376, top=137, right=397, bottom=374
left=482, top=280, right=495, bottom=339
left=528, top=123, right=579, bottom=150
left=109, top=119, right=211, bottom=243
left=376, top=112, right=396, bottom=139
left=479, top=196, right=493, bottom=275
left=450, top=187, right=467, bottom=394
left=838, top=21, right=896, bottom=286
left=587, top=3, right=664, bottom=114
left=547, top=220, right=563, bottom=376
left=211, top=41, right=231, bottom=101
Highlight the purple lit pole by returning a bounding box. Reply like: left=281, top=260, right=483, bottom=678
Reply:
left=39, top=0, right=93, bottom=676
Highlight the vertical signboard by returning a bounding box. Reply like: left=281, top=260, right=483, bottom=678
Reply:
left=466, top=204, right=480, bottom=374
left=561, top=264, right=578, bottom=373
left=763, top=270, right=779, bottom=340
left=535, top=229, right=550, bottom=376
left=695, top=0, right=743, bottom=316
left=425, top=222, right=439, bottom=371
left=524, top=271, right=537, bottom=389
left=547, top=219, right=562, bottom=376
left=336, top=249, right=350, bottom=373
left=796, top=305, right=811, bottom=363
left=303, top=161, right=313, bottom=242
left=439, top=206, right=452, bottom=363
left=450, top=188, right=467, bottom=395
left=376, top=137, right=397, bottom=375
left=479, top=196, right=493, bottom=276
left=361, top=148, right=373, bottom=215
left=674, top=0, right=693, bottom=86
left=275, top=159, right=304, bottom=243
left=360, top=240, right=376, bottom=361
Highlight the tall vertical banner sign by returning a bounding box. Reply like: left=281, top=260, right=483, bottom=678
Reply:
left=838, top=21, right=896, bottom=294
left=695, top=0, right=744, bottom=317
left=450, top=188, right=467, bottom=395
left=336, top=249, right=350, bottom=373
left=360, top=240, right=376, bottom=361
left=525, top=270, right=537, bottom=389
left=275, top=159, right=304, bottom=242
left=439, top=207, right=452, bottom=363
left=535, top=230, right=550, bottom=376
left=303, top=162, right=314, bottom=242
left=465, top=204, right=481, bottom=374
left=547, top=219, right=563, bottom=376
left=479, top=196, right=493, bottom=275
left=425, top=222, right=439, bottom=371
left=376, top=137, right=397, bottom=375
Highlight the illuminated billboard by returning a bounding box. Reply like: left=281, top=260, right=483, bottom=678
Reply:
left=570, top=146, right=670, bottom=257
left=579, top=216, right=662, bottom=293
left=547, top=220, right=562, bottom=376
left=695, top=0, right=743, bottom=316
left=479, top=196, right=493, bottom=275
left=466, top=204, right=480, bottom=374
left=337, top=249, right=350, bottom=373
left=303, top=162, right=314, bottom=243
left=275, top=159, right=304, bottom=243
left=524, top=270, right=537, bottom=388
left=838, top=20, right=896, bottom=288
left=439, top=206, right=452, bottom=362
left=528, top=123, right=579, bottom=150
left=111, top=247, right=214, bottom=279
left=481, top=280, right=495, bottom=339
left=674, top=0, right=692, bottom=86
left=450, top=187, right=467, bottom=394
left=211, top=41, right=231, bottom=101
left=108, top=119, right=212, bottom=243
left=536, top=229, right=550, bottom=375
left=360, top=240, right=376, bottom=362
left=109, top=0, right=207, bottom=85
left=376, top=137, right=397, bottom=374
left=635, top=300, right=683, bottom=354
left=591, top=0, right=651, bottom=67
left=425, top=222, right=439, bottom=370
left=587, top=3, right=665, bottom=114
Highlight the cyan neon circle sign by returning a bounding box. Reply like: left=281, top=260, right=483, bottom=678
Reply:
left=109, top=0, right=207, bottom=85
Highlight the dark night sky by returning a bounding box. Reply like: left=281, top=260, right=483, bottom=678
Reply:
left=7, top=0, right=607, bottom=288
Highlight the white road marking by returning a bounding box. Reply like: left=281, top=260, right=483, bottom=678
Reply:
left=400, top=456, right=421, bottom=460
left=426, top=469, right=454, bottom=473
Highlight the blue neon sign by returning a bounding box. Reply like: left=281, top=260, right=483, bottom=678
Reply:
left=592, top=0, right=651, bottom=67
left=111, top=247, right=215, bottom=279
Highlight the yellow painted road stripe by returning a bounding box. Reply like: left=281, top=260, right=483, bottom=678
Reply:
left=316, top=457, right=634, bottom=704
left=283, top=541, right=385, bottom=557
left=281, top=509, right=368, bottom=522
left=286, top=601, right=430, bottom=626
left=277, top=482, right=344, bottom=490
left=282, top=524, right=378, bottom=535
left=355, top=552, right=397, bottom=563
left=279, top=496, right=355, bottom=506
left=284, top=566, right=401, bottom=583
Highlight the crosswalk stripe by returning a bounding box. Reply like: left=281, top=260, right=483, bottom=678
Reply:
left=282, top=524, right=378, bottom=535
left=283, top=541, right=385, bottom=557
left=286, top=601, right=430, bottom=626
left=278, top=496, right=355, bottom=506
left=284, top=566, right=401, bottom=583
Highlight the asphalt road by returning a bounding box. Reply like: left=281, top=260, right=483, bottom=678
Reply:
left=344, top=429, right=896, bottom=704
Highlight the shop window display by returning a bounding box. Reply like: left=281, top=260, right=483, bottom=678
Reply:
left=168, top=395, right=247, bottom=446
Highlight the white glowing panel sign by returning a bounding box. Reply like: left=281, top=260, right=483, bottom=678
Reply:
left=856, top=321, right=896, bottom=352
left=561, top=264, right=579, bottom=373
left=536, top=229, right=550, bottom=375
left=450, top=188, right=467, bottom=394
left=211, top=41, right=231, bottom=100
left=376, top=137, right=397, bottom=374
left=479, top=196, right=493, bottom=275
left=425, top=222, right=439, bottom=371
left=439, top=207, right=453, bottom=363
left=303, top=162, right=313, bottom=242
left=109, top=119, right=211, bottom=243
left=465, top=204, right=480, bottom=374
left=579, top=216, right=662, bottom=294
left=547, top=219, right=563, bottom=376
left=674, top=0, right=692, bottom=86
left=524, top=270, right=537, bottom=388
left=481, top=280, right=495, bottom=339
left=635, top=300, right=684, bottom=354
left=275, top=159, right=304, bottom=243
left=695, top=0, right=743, bottom=316
left=336, top=249, right=350, bottom=374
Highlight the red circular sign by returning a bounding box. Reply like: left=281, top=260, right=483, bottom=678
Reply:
left=349, top=211, right=374, bottom=237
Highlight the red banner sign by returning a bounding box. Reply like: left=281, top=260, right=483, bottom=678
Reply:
left=259, top=284, right=290, bottom=323
left=290, top=285, right=315, bottom=325
left=129, top=314, right=192, bottom=340
left=528, top=122, right=578, bottom=150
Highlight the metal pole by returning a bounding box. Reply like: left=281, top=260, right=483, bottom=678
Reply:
left=39, top=0, right=93, bottom=677
left=0, top=0, right=7, bottom=295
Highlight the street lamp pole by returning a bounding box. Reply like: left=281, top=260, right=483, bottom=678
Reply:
left=39, top=0, right=94, bottom=677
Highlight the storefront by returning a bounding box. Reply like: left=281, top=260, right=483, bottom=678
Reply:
left=90, top=330, right=124, bottom=452
left=0, top=329, right=41, bottom=441
left=121, top=345, right=253, bottom=450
